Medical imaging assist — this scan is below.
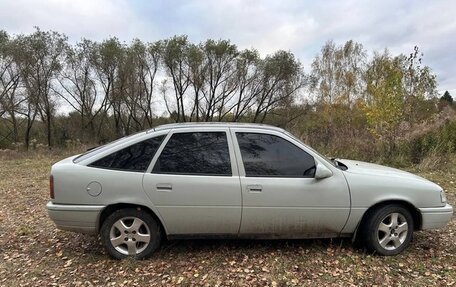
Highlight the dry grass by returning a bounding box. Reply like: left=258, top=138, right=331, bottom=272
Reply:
left=0, top=152, right=455, bottom=286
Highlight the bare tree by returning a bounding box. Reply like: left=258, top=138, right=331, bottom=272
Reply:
left=400, top=46, right=437, bottom=123
left=200, top=39, right=238, bottom=121
left=231, top=49, right=262, bottom=121
left=120, top=39, right=161, bottom=131
left=55, top=39, right=101, bottom=141
left=187, top=43, right=206, bottom=121
left=161, top=36, right=191, bottom=122
left=0, top=31, right=23, bottom=142
left=13, top=28, right=67, bottom=148
left=253, top=50, right=305, bottom=123
left=90, top=37, right=124, bottom=136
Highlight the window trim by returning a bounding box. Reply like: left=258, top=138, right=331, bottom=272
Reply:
left=149, top=129, right=236, bottom=177
left=231, top=129, right=316, bottom=178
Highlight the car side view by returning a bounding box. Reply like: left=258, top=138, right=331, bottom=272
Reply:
left=47, top=123, right=453, bottom=259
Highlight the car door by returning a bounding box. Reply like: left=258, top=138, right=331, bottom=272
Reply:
left=142, top=128, right=242, bottom=235
left=230, top=128, right=351, bottom=237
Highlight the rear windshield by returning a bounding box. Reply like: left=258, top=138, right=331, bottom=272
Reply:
left=73, top=131, right=148, bottom=164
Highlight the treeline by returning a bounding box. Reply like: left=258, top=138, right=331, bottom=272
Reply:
left=0, top=28, right=455, bottom=164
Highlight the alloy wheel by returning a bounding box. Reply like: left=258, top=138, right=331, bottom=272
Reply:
left=377, top=212, right=408, bottom=251
left=109, top=217, right=151, bottom=256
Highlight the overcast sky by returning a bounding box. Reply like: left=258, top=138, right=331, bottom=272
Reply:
left=0, top=0, right=455, bottom=95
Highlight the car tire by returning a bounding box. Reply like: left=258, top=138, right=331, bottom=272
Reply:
left=100, top=208, right=161, bottom=259
left=359, top=204, right=414, bottom=256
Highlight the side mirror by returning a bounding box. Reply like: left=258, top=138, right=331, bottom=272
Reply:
left=314, top=161, right=333, bottom=179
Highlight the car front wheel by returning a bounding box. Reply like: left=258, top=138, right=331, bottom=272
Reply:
left=360, top=204, right=414, bottom=255
left=100, top=208, right=161, bottom=259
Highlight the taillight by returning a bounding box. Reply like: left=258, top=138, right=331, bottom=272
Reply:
left=50, top=175, right=54, bottom=199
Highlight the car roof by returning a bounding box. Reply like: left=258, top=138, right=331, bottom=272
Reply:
left=151, top=122, right=286, bottom=133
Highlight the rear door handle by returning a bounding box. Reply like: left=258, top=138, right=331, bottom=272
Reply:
left=247, top=184, right=263, bottom=193
left=156, top=183, right=172, bottom=192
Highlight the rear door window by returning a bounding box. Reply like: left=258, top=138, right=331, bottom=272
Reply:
left=152, top=132, right=231, bottom=176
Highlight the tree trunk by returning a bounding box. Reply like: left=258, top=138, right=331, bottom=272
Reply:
left=46, top=111, right=52, bottom=148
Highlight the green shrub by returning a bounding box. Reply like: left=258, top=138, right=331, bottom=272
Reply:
left=397, top=120, right=456, bottom=165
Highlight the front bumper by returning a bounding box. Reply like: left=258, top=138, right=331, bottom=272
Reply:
left=46, top=202, right=105, bottom=234
left=419, top=203, right=453, bottom=230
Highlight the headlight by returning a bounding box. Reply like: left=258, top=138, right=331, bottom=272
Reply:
left=440, top=190, right=447, bottom=203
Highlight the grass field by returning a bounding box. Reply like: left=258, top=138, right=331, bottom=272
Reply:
left=0, top=151, right=454, bottom=286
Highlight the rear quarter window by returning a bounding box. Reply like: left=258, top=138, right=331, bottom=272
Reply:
left=73, top=131, right=149, bottom=163
left=89, top=135, right=165, bottom=172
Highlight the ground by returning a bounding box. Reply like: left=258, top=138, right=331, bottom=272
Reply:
left=0, top=151, right=455, bottom=287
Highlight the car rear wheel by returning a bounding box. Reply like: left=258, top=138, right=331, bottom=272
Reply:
left=360, top=204, right=414, bottom=255
left=100, top=208, right=161, bottom=259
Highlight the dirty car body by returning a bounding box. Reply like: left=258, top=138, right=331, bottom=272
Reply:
left=47, top=123, right=453, bottom=258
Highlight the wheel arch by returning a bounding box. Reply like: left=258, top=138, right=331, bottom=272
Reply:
left=97, top=203, right=168, bottom=237
left=354, top=199, right=422, bottom=241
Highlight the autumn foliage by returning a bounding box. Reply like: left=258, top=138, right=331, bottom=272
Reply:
left=0, top=29, right=455, bottom=166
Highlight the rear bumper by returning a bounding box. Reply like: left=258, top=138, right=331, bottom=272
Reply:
left=46, top=202, right=105, bottom=234
left=419, top=203, right=453, bottom=230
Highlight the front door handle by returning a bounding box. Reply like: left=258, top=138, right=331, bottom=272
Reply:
left=247, top=184, right=263, bottom=193
left=156, top=183, right=172, bottom=192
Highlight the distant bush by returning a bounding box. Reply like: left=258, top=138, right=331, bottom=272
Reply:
left=404, top=119, right=456, bottom=164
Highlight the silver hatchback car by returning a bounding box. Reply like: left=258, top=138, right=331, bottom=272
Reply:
left=47, top=123, right=453, bottom=259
